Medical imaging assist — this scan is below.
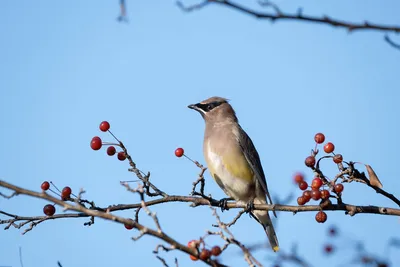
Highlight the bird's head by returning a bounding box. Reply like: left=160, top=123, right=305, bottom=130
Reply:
left=188, top=96, right=237, bottom=123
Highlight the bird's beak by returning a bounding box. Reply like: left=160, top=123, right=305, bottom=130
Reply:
left=188, top=104, right=198, bottom=110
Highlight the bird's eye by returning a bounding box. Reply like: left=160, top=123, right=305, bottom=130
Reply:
left=205, top=104, right=213, bottom=111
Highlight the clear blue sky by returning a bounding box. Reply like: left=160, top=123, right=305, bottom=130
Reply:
left=1, top=1, right=400, bottom=266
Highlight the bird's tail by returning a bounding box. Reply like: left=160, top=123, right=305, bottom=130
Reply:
left=252, top=200, right=279, bottom=252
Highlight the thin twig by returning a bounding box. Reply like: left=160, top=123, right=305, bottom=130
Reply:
left=213, top=209, right=247, bottom=227
left=385, top=35, right=400, bottom=50
left=176, top=0, right=209, bottom=12
left=0, top=191, right=18, bottom=199
left=156, top=256, right=169, bottom=267
left=210, top=208, right=262, bottom=267
left=191, top=163, right=207, bottom=196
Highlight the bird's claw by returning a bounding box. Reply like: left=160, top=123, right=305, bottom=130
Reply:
left=245, top=201, right=255, bottom=214
left=218, top=197, right=233, bottom=212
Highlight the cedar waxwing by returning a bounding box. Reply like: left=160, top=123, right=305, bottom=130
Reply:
left=188, top=96, right=279, bottom=252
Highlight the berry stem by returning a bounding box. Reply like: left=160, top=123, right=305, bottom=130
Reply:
left=108, top=130, right=121, bottom=143
left=48, top=188, right=61, bottom=197
left=102, top=142, right=121, bottom=147
left=183, top=154, right=200, bottom=166
left=49, top=182, right=61, bottom=194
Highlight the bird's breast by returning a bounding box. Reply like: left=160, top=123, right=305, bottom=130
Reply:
left=204, top=141, right=254, bottom=201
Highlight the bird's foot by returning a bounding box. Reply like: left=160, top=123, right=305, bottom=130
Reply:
left=245, top=200, right=255, bottom=214
left=218, top=197, right=233, bottom=212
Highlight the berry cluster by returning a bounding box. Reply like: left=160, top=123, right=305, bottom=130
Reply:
left=294, top=173, right=329, bottom=223
left=40, top=181, right=74, bottom=216
left=187, top=240, right=222, bottom=261
left=90, top=121, right=126, bottom=161
left=295, top=133, right=347, bottom=223
left=305, top=133, right=343, bottom=168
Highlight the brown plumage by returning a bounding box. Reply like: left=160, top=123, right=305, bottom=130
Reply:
left=188, top=96, right=279, bottom=252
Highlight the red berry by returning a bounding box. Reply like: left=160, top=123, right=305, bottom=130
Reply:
left=311, top=190, right=321, bottom=200
left=302, top=190, right=312, bottom=202
left=211, top=246, right=222, bottom=256
left=334, top=183, right=344, bottom=193
left=315, top=211, right=327, bottom=223
left=61, top=186, right=72, bottom=200
left=41, top=181, right=50, bottom=191
left=324, top=142, right=335, bottom=153
left=99, top=121, right=110, bottom=132
left=297, top=196, right=306, bottom=205
left=124, top=219, right=134, bottom=230
left=321, top=189, right=330, bottom=200
left=188, top=240, right=199, bottom=249
left=190, top=255, right=199, bottom=261
left=311, top=177, right=323, bottom=190
left=324, top=244, right=334, bottom=254
left=333, top=154, right=343, bottom=164
left=305, top=156, right=316, bottom=168
left=62, top=186, right=72, bottom=196
left=117, top=152, right=126, bottom=161
left=43, top=204, right=56, bottom=216
left=293, top=173, right=304, bottom=184
left=298, top=181, right=308, bottom=190
left=175, top=147, right=184, bottom=157
left=107, top=146, right=116, bottom=156
left=90, top=136, right=102, bottom=150
left=199, top=249, right=211, bottom=261
left=314, top=133, right=325, bottom=144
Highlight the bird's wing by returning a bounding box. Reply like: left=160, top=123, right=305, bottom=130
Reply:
left=237, top=125, right=274, bottom=206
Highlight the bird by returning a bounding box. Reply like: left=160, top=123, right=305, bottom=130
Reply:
left=188, top=96, right=279, bottom=252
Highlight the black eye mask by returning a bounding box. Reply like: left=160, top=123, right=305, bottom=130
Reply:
left=196, top=101, right=224, bottom=112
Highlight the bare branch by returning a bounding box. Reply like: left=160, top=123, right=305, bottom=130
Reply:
left=180, top=0, right=400, bottom=34
left=0, top=180, right=225, bottom=267
left=2, top=187, right=400, bottom=234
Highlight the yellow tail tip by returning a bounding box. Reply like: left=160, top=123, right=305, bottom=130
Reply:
left=273, top=246, right=279, bottom=252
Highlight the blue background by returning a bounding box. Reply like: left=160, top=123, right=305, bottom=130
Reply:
left=1, top=1, right=400, bottom=266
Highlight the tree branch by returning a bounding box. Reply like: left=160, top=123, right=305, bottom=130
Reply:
left=177, top=0, right=400, bottom=34
left=1, top=180, right=399, bottom=227
left=0, top=180, right=225, bottom=267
